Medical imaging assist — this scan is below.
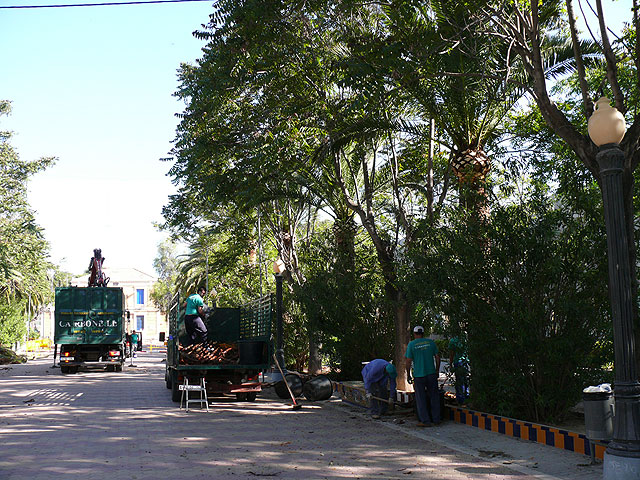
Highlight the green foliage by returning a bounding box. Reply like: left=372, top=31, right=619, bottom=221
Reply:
left=0, top=100, right=58, bottom=343
left=405, top=188, right=611, bottom=422
left=28, top=329, right=40, bottom=341
left=294, top=220, right=392, bottom=378
left=0, top=299, right=26, bottom=346
left=172, top=224, right=269, bottom=308
left=434, top=338, right=449, bottom=359
left=160, top=0, right=631, bottom=423
left=151, top=239, right=181, bottom=313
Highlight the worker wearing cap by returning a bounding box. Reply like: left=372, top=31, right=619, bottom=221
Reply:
left=182, top=286, right=208, bottom=345
left=405, top=326, right=441, bottom=427
left=362, top=359, right=397, bottom=419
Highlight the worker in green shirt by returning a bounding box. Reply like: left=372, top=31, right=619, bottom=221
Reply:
left=130, top=331, right=139, bottom=357
left=182, top=286, right=208, bottom=345
left=405, top=326, right=440, bottom=427
left=448, top=335, right=469, bottom=404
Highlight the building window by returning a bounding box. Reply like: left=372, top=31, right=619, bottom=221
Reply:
left=136, top=315, right=144, bottom=331
left=136, top=289, right=144, bottom=305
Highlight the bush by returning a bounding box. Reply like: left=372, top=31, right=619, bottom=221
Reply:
left=0, top=345, right=27, bottom=365
left=404, top=193, right=611, bottom=423
left=0, top=300, right=27, bottom=346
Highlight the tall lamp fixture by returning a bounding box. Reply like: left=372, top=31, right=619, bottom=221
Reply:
left=587, top=97, right=640, bottom=478
left=273, top=259, right=286, bottom=372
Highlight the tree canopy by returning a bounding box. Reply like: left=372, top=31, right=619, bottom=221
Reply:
left=0, top=100, right=59, bottom=345
left=161, top=0, right=638, bottom=421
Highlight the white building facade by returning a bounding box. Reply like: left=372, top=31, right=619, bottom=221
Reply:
left=68, top=267, right=167, bottom=347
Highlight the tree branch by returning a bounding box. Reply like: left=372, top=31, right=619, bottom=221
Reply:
left=594, top=0, right=625, bottom=112
left=566, top=0, right=594, bottom=117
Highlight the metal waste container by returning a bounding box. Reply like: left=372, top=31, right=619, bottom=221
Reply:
left=583, top=385, right=614, bottom=441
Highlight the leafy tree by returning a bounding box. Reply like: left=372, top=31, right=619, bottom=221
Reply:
left=0, top=100, right=57, bottom=344
left=294, top=220, right=391, bottom=378
left=174, top=226, right=269, bottom=307
left=478, top=0, right=640, bottom=363
left=151, top=239, right=181, bottom=313
left=164, top=0, right=412, bottom=374
left=0, top=300, right=26, bottom=346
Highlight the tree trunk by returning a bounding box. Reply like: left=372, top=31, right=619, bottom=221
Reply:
left=333, top=215, right=359, bottom=376
left=309, top=330, right=322, bottom=374
left=394, top=292, right=411, bottom=391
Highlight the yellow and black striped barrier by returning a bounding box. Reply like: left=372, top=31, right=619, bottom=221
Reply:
left=334, top=381, right=606, bottom=460
left=446, top=405, right=607, bottom=459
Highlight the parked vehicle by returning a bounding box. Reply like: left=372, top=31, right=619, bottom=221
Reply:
left=165, top=294, right=272, bottom=402
left=55, top=286, right=126, bottom=373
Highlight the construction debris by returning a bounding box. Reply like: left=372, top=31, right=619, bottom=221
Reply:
left=178, top=341, right=239, bottom=365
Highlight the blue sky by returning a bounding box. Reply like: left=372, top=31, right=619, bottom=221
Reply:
left=0, top=0, right=635, bottom=277
left=1, top=0, right=215, bottom=275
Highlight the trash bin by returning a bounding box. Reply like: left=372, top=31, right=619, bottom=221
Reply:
left=303, top=375, right=333, bottom=401
left=583, top=384, right=614, bottom=441
left=275, top=374, right=303, bottom=399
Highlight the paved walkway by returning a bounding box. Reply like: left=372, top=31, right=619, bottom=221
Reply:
left=0, top=351, right=602, bottom=480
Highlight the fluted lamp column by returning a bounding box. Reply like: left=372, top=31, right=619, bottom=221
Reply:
left=588, top=97, right=640, bottom=479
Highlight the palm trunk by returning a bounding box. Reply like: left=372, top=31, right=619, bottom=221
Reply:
left=453, top=147, right=491, bottom=222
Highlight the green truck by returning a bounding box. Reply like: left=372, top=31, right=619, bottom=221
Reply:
left=165, top=293, right=273, bottom=402
left=54, top=286, right=126, bottom=373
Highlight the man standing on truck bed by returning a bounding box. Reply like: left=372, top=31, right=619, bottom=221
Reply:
left=183, top=287, right=208, bottom=345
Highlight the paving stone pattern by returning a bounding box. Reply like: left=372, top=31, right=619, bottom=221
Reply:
left=0, top=352, right=602, bottom=480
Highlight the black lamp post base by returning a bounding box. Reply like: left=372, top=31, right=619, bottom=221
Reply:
left=604, top=452, right=640, bottom=479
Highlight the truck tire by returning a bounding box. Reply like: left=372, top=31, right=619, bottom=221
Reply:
left=236, top=393, right=248, bottom=401
left=115, top=364, right=123, bottom=372
left=246, top=392, right=257, bottom=402
left=70, top=366, right=79, bottom=374
left=106, top=365, right=115, bottom=372
left=171, top=371, right=181, bottom=402
left=60, top=366, right=69, bottom=374
left=165, top=369, right=172, bottom=389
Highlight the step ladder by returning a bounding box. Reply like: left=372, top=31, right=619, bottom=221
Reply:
left=179, top=376, right=209, bottom=412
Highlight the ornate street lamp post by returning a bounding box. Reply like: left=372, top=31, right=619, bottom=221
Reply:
left=272, top=259, right=286, bottom=374
left=587, top=97, right=640, bottom=479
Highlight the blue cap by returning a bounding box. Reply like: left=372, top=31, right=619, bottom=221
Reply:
left=385, top=363, right=397, bottom=378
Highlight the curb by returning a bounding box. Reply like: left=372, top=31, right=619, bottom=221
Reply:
left=334, top=381, right=605, bottom=460
left=324, top=399, right=573, bottom=480
left=447, top=405, right=607, bottom=460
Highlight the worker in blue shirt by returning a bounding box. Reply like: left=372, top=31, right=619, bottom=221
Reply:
left=362, top=359, right=397, bottom=419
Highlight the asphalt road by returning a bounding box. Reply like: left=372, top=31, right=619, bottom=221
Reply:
left=0, top=350, right=602, bottom=480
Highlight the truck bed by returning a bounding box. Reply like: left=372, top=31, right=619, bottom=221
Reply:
left=165, top=295, right=273, bottom=401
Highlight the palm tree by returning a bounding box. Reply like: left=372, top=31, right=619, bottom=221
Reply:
left=384, top=0, right=590, bottom=218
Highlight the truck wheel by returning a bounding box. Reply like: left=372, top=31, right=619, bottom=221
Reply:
left=246, top=392, right=257, bottom=402
left=171, top=372, right=181, bottom=402
left=165, top=369, right=172, bottom=389
left=115, top=364, right=123, bottom=372
left=70, top=367, right=79, bottom=374
left=106, top=365, right=115, bottom=372
left=60, top=366, right=69, bottom=374
left=236, top=393, right=248, bottom=402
